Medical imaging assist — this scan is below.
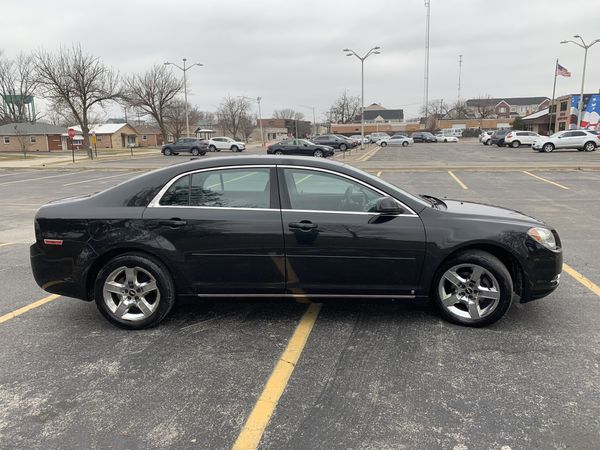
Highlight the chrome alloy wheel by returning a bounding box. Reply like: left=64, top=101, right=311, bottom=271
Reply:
left=438, top=263, right=501, bottom=321
left=102, top=266, right=160, bottom=321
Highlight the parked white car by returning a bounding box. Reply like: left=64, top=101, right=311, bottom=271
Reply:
left=350, top=134, right=370, bottom=144
left=378, top=135, right=413, bottom=147
left=479, top=131, right=493, bottom=145
left=370, top=132, right=390, bottom=143
left=532, top=130, right=599, bottom=153
left=208, top=137, right=246, bottom=152
left=504, top=130, right=541, bottom=148
left=435, top=134, right=459, bottom=143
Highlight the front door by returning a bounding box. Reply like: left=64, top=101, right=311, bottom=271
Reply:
left=278, top=167, right=426, bottom=296
left=143, top=166, right=285, bottom=295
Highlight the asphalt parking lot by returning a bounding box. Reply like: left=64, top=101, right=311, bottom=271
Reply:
left=1, top=141, right=600, bottom=449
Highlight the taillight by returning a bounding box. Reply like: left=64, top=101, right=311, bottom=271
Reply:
left=506, top=133, right=513, bottom=138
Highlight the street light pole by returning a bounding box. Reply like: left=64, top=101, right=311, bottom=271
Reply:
left=342, top=46, right=381, bottom=149
left=299, top=105, right=316, bottom=136
left=239, top=95, right=265, bottom=146
left=560, top=36, right=599, bottom=129
left=164, top=58, right=203, bottom=137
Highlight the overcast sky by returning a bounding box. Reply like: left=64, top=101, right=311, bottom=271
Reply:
left=2, top=0, right=599, bottom=120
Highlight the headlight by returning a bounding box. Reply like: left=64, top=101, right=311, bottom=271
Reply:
left=527, top=227, right=557, bottom=250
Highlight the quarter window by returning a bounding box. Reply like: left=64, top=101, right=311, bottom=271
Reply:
left=283, top=168, right=381, bottom=213
left=160, top=175, right=191, bottom=206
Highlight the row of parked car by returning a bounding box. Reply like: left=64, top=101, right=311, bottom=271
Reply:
left=480, top=129, right=599, bottom=152
left=161, top=136, right=247, bottom=156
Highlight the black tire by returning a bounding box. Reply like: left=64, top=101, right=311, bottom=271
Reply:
left=402, top=141, right=409, bottom=147
left=583, top=141, right=596, bottom=152
left=191, top=148, right=200, bottom=156
left=313, top=149, right=324, bottom=157
left=274, top=150, right=283, bottom=155
left=542, top=143, right=554, bottom=153
left=380, top=141, right=387, bottom=147
left=200, top=150, right=207, bottom=156
left=339, top=144, right=347, bottom=151
left=209, top=145, right=217, bottom=152
left=231, top=145, right=239, bottom=152
left=483, top=140, right=489, bottom=146
left=431, top=250, right=513, bottom=327
left=94, top=252, right=176, bottom=329
left=163, top=147, right=173, bottom=156
left=511, top=141, right=520, bottom=148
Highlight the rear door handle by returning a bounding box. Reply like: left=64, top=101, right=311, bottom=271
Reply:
left=288, top=221, right=318, bottom=231
left=158, top=218, right=187, bottom=228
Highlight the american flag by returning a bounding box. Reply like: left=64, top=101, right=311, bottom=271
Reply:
left=556, top=63, right=571, bottom=77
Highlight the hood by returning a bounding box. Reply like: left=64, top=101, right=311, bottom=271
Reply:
left=442, top=199, right=544, bottom=226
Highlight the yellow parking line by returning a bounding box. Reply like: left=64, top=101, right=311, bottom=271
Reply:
left=231, top=303, right=322, bottom=450
left=563, top=263, right=600, bottom=297
left=448, top=170, right=468, bottom=190
left=0, top=294, right=60, bottom=325
left=522, top=171, right=569, bottom=190
left=376, top=171, right=382, bottom=177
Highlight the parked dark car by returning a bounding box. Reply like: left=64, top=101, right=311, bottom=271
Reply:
left=411, top=132, right=437, bottom=143
left=490, top=129, right=511, bottom=147
left=162, top=138, right=208, bottom=156
left=267, top=139, right=334, bottom=157
left=31, top=156, right=562, bottom=329
left=311, top=135, right=356, bottom=150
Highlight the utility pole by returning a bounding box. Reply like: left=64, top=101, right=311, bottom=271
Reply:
left=165, top=59, right=203, bottom=137
left=458, top=54, right=463, bottom=104
left=238, top=95, right=265, bottom=146
left=423, top=0, right=431, bottom=129
left=560, top=36, right=599, bottom=129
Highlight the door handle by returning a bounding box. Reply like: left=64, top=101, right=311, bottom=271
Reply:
left=158, top=218, right=187, bottom=228
left=289, top=221, right=318, bottom=231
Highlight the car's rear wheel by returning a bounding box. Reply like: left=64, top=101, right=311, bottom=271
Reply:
left=339, top=144, right=347, bottom=151
left=209, top=145, right=217, bottom=152
left=584, top=141, right=596, bottom=152
left=191, top=148, right=200, bottom=156
left=402, top=141, right=409, bottom=147
left=94, top=253, right=176, bottom=329
left=313, top=149, right=324, bottom=157
left=543, top=143, right=554, bottom=153
left=432, top=250, right=513, bottom=327
left=274, top=150, right=283, bottom=155
left=380, top=141, right=387, bottom=147
left=163, top=148, right=172, bottom=156
left=484, top=140, right=489, bottom=145
left=511, top=141, right=520, bottom=148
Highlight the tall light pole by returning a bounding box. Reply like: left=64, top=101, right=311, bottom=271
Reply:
left=342, top=46, right=381, bottom=149
left=560, top=35, right=599, bottom=129
left=457, top=54, right=463, bottom=104
left=239, top=95, right=265, bottom=146
left=299, top=105, right=316, bottom=136
left=424, top=0, right=431, bottom=129
left=164, top=58, right=203, bottom=137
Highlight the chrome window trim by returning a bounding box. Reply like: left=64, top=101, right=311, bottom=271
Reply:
left=148, top=163, right=418, bottom=216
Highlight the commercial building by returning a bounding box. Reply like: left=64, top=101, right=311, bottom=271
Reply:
left=257, top=118, right=312, bottom=138
left=0, top=122, right=66, bottom=152
left=522, top=93, right=599, bottom=134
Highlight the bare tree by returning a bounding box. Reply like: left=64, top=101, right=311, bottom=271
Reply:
left=273, top=108, right=304, bottom=121
left=239, top=112, right=256, bottom=141
left=420, top=99, right=450, bottom=118
left=216, top=96, right=251, bottom=139
left=472, top=95, right=497, bottom=118
left=123, top=64, right=183, bottom=142
left=35, top=44, right=122, bottom=149
left=164, top=99, right=204, bottom=140
left=12, top=125, right=31, bottom=158
left=329, top=90, right=361, bottom=123
left=0, top=52, right=40, bottom=124
left=445, top=101, right=471, bottom=119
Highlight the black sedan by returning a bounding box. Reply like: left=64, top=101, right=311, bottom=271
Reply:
left=31, top=156, right=562, bottom=329
left=310, top=135, right=356, bottom=150
left=267, top=139, right=334, bottom=157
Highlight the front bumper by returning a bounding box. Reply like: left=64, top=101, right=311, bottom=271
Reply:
left=521, top=243, right=563, bottom=303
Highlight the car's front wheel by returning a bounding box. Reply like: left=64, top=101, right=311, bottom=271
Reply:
left=339, top=144, right=347, bottom=151
left=432, top=250, right=513, bottom=327
left=94, top=253, right=176, bottom=329
left=274, top=150, right=283, bottom=155
left=231, top=145, right=239, bottom=152
left=402, top=141, right=409, bottom=147
left=313, top=149, right=324, bottom=157
left=380, top=141, right=387, bottom=147
left=191, top=148, right=200, bottom=156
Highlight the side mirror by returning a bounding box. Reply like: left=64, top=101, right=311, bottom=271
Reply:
left=375, top=197, right=403, bottom=215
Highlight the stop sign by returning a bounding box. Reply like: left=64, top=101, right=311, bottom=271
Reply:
left=68, top=128, right=75, bottom=138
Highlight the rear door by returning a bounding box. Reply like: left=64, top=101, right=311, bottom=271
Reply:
left=278, top=166, right=426, bottom=296
left=143, top=166, right=285, bottom=295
